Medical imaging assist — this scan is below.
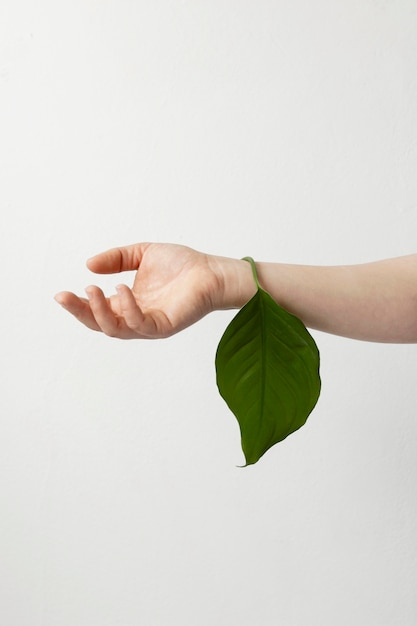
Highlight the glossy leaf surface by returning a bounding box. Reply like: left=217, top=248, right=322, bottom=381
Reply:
left=215, top=260, right=321, bottom=465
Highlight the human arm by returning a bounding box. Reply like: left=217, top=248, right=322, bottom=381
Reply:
left=54, top=243, right=417, bottom=343
left=254, top=254, right=417, bottom=343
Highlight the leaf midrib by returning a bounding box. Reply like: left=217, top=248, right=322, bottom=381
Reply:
left=259, top=290, right=267, bottom=430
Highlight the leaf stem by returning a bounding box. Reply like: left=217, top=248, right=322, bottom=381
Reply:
left=242, top=257, right=261, bottom=291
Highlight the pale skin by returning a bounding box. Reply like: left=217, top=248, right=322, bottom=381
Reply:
left=54, top=242, right=417, bottom=343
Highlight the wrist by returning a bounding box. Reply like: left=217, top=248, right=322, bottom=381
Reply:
left=208, top=255, right=258, bottom=310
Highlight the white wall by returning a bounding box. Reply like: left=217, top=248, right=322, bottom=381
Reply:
left=1, top=1, right=417, bottom=624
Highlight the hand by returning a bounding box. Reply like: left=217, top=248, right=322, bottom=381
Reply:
left=54, top=242, right=254, bottom=339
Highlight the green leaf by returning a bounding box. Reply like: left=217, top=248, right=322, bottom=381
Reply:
left=215, top=258, right=321, bottom=465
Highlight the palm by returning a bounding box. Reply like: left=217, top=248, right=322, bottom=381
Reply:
left=110, top=244, right=219, bottom=337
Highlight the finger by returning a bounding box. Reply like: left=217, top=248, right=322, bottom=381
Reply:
left=54, top=291, right=102, bottom=332
left=115, top=284, right=158, bottom=337
left=85, top=285, right=127, bottom=337
left=86, top=243, right=148, bottom=275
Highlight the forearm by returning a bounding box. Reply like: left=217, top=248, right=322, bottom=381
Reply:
left=216, top=254, right=417, bottom=343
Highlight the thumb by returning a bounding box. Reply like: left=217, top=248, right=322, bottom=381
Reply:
left=86, top=243, right=146, bottom=274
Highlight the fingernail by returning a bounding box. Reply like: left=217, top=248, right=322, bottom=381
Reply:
left=85, top=287, right=93, bottom=299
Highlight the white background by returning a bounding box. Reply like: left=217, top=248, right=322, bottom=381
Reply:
left=1, top=1, right=417, bottom=624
